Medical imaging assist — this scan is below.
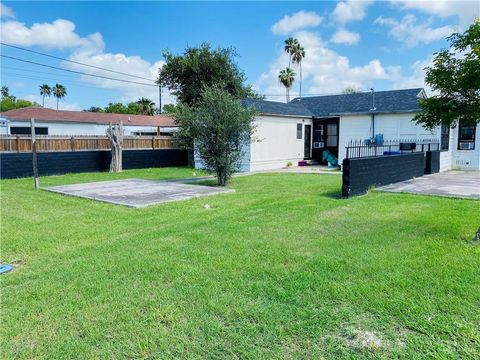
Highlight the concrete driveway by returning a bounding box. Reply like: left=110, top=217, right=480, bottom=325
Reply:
left=378, top=171, right=480, bottom=199
left=46, top=178, right=234, bottom=208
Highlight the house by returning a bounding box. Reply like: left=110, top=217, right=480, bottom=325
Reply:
left=196, top=88, right=478, bottom=172
left=0, top=107, right=178, bottom=136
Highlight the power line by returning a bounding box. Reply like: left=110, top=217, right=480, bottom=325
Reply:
left=1, top=42, right=156, bottom=82
left=1, top=54, right=158, bottom=87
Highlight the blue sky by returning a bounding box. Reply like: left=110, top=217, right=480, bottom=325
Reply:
left=1, top=1, right=478, bottom=111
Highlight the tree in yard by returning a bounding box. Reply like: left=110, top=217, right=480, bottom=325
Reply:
left=106, top=121, right=124, bottom=173
left=136, top=97, right=156, bottom=115
left=414, top=19, right=480, bottom=129
left=278, top=67, right=296, bottom=102
left=52, top=84, right=67, bottom=110
left=175, top=85, right=257, bottom=186
left=157, top=43, right=256, bottom=107
left=292, top=45, right=306, bottom=97
left=39, top=84, right=52, bottom=107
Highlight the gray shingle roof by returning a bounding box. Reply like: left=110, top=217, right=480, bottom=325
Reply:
left=242, top=98, right=314, bottom=117
left=290, top=88, right=425, bottom=117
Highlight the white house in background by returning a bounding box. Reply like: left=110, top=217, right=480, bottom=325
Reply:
left=197, top=88, right=478, bottom=172
left=0, top=107, right=178, bottom=136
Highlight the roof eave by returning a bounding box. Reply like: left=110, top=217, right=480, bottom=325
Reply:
left=259, top=112, right=313, bottom=119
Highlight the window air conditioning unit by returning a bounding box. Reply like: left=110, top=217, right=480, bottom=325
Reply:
left=459, top=142, right=474, bottom=150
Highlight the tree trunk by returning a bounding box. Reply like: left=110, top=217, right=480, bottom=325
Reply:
left=299, top=63, right=302, bottom=97
left=106, top=121, right=124, bottom=172
left=216, top=170, right=227, bottom=186
left=56, top=98, right=59, bottom=110
left=286, top=87, right=290, bottom=103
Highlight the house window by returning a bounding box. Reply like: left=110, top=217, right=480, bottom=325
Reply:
left=10, top=126, right=48, bottom=135
left=296, top=123, right=302, bottom=139
left=440, top=125, right=450, bottom=151
left=457, top=122, right=476, bottom=150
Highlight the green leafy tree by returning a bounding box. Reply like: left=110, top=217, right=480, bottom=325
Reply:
left=278, top=67, right=296, bottom=102
left=175, top=85, right=257, bottom=186
left=162, top=103, right=178, bottom=114
left=52, top=84, right=67, bottom=110
left=83, top=106, right=105, bottom=113
left=414, top=20, right=480, bottom=129
left=136, top=97, right=156, bottom=115
left=39, top=84, right=51, bottom=107
left=1, top=97, right=40, bottom=112
left=157, top=43, right=255, bottom=107
left=342, top=86, right=361, bottom=94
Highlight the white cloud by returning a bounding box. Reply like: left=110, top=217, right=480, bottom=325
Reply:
left=331, top=0, right=373, bottom=24
left=331, top=29, right=361, bottom=45
left=0, top=3, right=15, bottom=18
left=256, top=30, right=396, bottom=100
left=391, top=56, right=433, bottom=92
left=66, top=49, right=173, bottom=107
left=24, top=94, right=81, bottom=111
left=392, top=0, right=479, bottom=27
left=271, top=10, right=323, bottom=35
left=375, top=14, right=455, bottom=47
left=0, top=17, right=174, bottom=108
left=0, top=19, right=104, bottom=51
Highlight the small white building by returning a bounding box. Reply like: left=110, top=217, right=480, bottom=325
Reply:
left=196, top=88, right=478, bottom=172
left=0, top=107, right=178, bottom=136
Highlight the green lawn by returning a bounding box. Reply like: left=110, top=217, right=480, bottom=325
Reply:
left=1, top=167, right=479, bottom=359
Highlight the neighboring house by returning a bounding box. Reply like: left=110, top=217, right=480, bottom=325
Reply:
left=0, top=107, right=178, bottom=136
left=196, top=88, right=478, bottom=172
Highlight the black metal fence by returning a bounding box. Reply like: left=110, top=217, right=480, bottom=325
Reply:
left=345, top=138, right=440, bottom=159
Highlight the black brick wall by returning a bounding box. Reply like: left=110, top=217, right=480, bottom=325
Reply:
left=342, top=152, right=425, bottom=197
left=425, top=150, right=440, bottom=175
left=0, top=149, right=188, bottom=179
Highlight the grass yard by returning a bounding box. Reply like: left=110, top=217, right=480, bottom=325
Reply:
left=1, top=167, right=479, bottom=359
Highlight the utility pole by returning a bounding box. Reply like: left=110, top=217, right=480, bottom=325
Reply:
left=158, top=85, right=162, bottom=114
left=30, top=118, right=39, bottom=190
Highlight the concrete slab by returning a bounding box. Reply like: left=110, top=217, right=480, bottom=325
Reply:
left=378, top=171, right=480, bottom=199
left=45, top=178, right=234, bottom=208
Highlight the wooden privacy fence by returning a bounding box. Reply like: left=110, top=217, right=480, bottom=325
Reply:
left=0, top=135, right=178, bottom=153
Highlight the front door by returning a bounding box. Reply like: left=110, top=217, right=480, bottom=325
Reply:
left=312, top=118, right=340, bottom=163
left=304, top=124, right=311, bottom=159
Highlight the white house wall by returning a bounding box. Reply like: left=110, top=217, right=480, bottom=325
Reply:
left=249, top=115, right=312, bottom=171
left=450, top=125, right=480, bottom=170
left=5, top=120, right=163, bottom=136
left=338, top=113, right=440, bottom=165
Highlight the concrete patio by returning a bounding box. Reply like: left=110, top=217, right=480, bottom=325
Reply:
left=46, top=179, right=234, bottom=208
left=378, top=171, right=480, bottom=199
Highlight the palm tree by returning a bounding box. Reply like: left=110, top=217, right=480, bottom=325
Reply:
left=278, top=67, right=296, bottom=102
left=292, top=45, right=306, bottom=97
left=284, top=37, right=299, bottom=68
left=39, top=84, right=51, bottom=107
left=136, top=97, right=156, bottom=115
left=52, top=84, right=67, bottom=110
left=1, top=86, right=10, bottom=99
